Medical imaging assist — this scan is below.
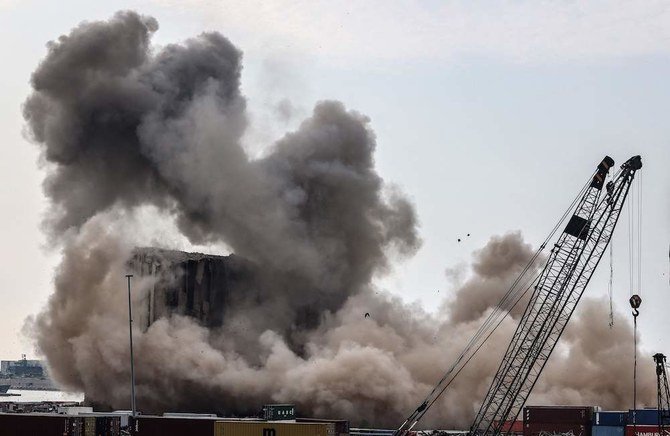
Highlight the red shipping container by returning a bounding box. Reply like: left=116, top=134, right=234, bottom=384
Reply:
left=525, top=406, right=595, bottom=424
left=494, top=420, right=524, bottom=433
left=524, top=422, right=590, bottom=436
left=625, top=425, right=670, bottom=436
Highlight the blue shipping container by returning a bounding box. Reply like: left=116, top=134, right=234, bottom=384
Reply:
left=628, top=409, right=663, bottom=425
left=595, top=412, right=628, bottom=426
left=593, top=426, right=625, bottom=436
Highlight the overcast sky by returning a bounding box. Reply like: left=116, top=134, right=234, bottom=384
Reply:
left=0, top=0, right=668, bottom=362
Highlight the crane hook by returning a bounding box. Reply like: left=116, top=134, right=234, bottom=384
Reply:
left=630, top=294, right=641, bottom=317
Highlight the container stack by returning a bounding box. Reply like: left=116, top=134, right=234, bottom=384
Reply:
left=524, top=406, right=594, bottom=436
left=593, top=411, right=628, bottom=436
left=0, top=413, right=72, bottom=436
left=0, top=413, right=344, bottom=436
left=129, top=415, right=340, bottom=436
left=130, top=416, right=218, bottom=435
left=625, top=409, right=668, bottom=436
left=0, top=413, right=123, bottom=436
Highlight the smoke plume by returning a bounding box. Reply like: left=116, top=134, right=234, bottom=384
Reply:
left=24, top=11, right=654, bottom=429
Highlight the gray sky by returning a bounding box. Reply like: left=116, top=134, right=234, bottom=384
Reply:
left=0, top=0, right=668, bottom=361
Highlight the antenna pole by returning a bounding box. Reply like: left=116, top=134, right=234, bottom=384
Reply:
left=126, top=274, right=137, bottom=417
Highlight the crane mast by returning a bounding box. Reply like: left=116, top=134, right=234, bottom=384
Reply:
left=653, top=353, right=670, bottom=436
left=470, top=155, right=641, bottom=435
left=394, top=155, right=642, bottom=436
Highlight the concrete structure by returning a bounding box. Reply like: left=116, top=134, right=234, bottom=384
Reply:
left=0, top=357, right=44, bottom=377
left=130, top=248, right=257, bottom=330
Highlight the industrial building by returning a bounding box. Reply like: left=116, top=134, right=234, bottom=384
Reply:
left=0, top=355, right=45, bottom=377
left=130, top=248, right=258, bottom=330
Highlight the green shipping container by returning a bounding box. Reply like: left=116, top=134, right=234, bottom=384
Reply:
left=263, top=404, right=295, bottom=421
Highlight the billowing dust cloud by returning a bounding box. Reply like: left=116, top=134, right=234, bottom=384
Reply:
left=24, top=11, right=653, bottom=429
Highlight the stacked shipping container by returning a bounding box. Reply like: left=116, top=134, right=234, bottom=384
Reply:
left=130, top=416, right=335, bottom=436
left=131, top=416, right=217, bottom=434
left=624, top=409, right=670, bottom=436
left=595, top=412, right=628, bottom=427
left=593, top=411, right=627, bottom=436
left=0, top=413, right=346, bottom=436
left=524, top=406, right=594, bottom=436
left=0, top=413, right=71, bottom=436
left=629, top=410, right=661, bottom=426
left=522, top=407, right=670, bottom=436
left=624, top=426, right=670, bottom=436
left=0, top=413, right=122, bottom=436
left=4, top=407, right=669, bottom=436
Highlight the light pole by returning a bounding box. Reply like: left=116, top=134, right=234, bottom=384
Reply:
left=126, top=274, right=137, bottom=417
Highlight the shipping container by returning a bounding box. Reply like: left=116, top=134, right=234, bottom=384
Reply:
left=349, top=430, right=395, bottom=436
left=0, top=413, right=72, bottom=436
left=67, top=416, right=85, bottom=436
left=131, top=415, right=218, bottom=435
left=299, top=421, right=336, bottom=436
left=108, top=411, right=132, bottom=428
left=96, top=415, right=121, bottom=436
left=493, top=420, right=524, bottom=434
left=57, top=406, right=94, bottom=415
left=524, top=422, right=590, bottom=436
left=84, top=416, right=96, bottom=436
left=263, top=404, right=296, bottom=421
left=297, top=417, right=350, bottom=435
left=624, top=425, right=670, bottom=436
left=75, top=413, right=124, bottom=435
left=215, top=421, right=330, bottom=436
left=525, top=406, right=595, bottom=424
left=595, top=412, right=628, bottom=427
left=628, top=410, right=667, bottom=426
left=593, top=426, right=625, bottom=436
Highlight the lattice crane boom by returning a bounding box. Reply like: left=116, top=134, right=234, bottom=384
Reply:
left=471, top=155, right=641, bottom=435
left=394, top=155, right=642, bottom=436
left=653, top=353, right=670, bottom=436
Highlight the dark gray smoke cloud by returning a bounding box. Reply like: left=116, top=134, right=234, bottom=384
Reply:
left=24, top=11, right=653, bottom=429
left=25, top=10, right=419, bottom=351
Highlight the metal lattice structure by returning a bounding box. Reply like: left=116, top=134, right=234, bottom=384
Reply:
left=654, top=353, right=670, bottom=436
left=470, top=155, right=641, bottom=435
left=394, top=155, right=642, bottom=436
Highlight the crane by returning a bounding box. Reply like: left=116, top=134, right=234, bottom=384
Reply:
left=653, top=353, right=670, bottom=436
left=394, top=155, right=642, bottom=436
